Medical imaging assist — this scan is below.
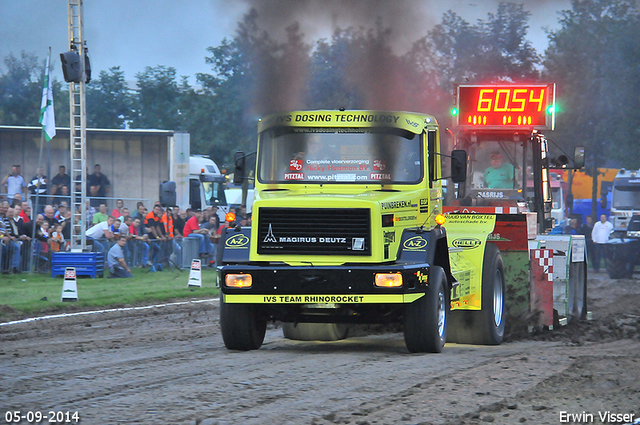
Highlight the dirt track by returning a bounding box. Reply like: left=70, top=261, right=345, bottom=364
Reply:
left=1, top=271, right=639, bottom=425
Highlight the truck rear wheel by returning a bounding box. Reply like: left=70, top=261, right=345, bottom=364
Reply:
left=403, top=265, right=448, bottom=353
left=449, top=243, right=506, bottom=345
left=282, top=323, right=348, bottom=341
left=606, top=254, right=634, bottom=279
left=220, top=294, right=267, bottom=351
left=604, top=242, right=636, bottom=279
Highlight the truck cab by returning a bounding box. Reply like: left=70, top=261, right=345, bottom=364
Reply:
left=609, top=169, right=640, bottom=231
left=217, top=110, right=505, bottom=353
left=601, top=169, right=640, bottom=279
left=188, top=155, right=227, bottom=221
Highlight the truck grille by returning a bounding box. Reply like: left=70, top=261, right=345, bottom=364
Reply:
left=257, top=207, right=371, bottom=256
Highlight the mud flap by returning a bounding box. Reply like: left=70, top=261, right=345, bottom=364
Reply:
left=218, top=226, right=252, bottom=264
left=444, top=214, right=497, bottom=311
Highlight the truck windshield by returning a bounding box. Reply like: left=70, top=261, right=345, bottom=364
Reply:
left=257, top=128, right=423, bottom=184
left=612, top=184, right=640, bottom=210
left=201, top=181, right=226, bottom=206
left=464, top=140, right=524, bottom=193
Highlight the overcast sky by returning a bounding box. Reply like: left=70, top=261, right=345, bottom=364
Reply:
left=0, top=0, right=570, bottom=84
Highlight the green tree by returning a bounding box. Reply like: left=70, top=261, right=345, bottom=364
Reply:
left=86, top=66, right=132, bottom=129
left=543, top=0, right=640, bottom=215
left=306, top=28, right=364, bottom=110
left=0, top=52, right=41, bottom=125
left=479, top=3, right=540, bottom=80
left=197, top=9, right=293, bottom=163
left=544, top=0, right=640, bottom=167
left=0, top=51, right=68, bottom=129
left=131, top=65, right=181, bottom=130
left=430, top=3, right=540, bottom=85
left=178, top=76, right=218, bottom=158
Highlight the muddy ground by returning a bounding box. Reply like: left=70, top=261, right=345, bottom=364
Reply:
left=1, top=271, right=639, bottom=425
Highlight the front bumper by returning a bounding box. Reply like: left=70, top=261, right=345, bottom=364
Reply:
left=218, top=263, right=431, bottom=304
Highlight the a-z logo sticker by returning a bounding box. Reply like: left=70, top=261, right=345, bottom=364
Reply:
left=403, top=236, right=427, bottom=251
left=226, top=233, right=250, bottom=249
left=290, top=159, right=303, bottom=171
left=451, top=238, right=482, bottom=249
left=373, top=160, right=386, bottom=171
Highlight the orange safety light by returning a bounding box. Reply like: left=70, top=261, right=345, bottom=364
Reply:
left=225, top=274, right=252, bottom=288
left=374, top=273, right=403, bottom=287
left=225, top=212, right=236, bottom=223
left=435, top=214, right=446, bottom=225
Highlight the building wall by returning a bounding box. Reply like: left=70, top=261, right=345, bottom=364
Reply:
left=0, top=127, right=177, bottom=212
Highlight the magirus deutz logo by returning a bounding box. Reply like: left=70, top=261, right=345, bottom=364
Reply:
left=263, top=224, right=365, bottom=250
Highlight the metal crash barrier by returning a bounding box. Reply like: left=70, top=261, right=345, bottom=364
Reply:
left=1, top=237, right=203, bottom=274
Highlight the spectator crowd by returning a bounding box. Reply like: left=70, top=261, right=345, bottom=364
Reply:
left=1, top=163, right=251, bottom=277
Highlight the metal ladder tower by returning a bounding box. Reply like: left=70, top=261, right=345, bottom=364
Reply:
left=67, top=0, right=88, bottom=251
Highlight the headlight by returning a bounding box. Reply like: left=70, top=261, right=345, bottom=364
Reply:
left=627, top=231, right=640, bottom=238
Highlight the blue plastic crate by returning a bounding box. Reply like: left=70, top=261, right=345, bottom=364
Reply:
left=51, top=252, right=105, bottom=278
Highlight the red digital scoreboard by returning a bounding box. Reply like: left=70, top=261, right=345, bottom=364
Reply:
left=455, top=84, right=555, bottom=130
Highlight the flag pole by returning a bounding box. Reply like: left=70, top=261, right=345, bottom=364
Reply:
left=31, top=47, right=55, bottom=272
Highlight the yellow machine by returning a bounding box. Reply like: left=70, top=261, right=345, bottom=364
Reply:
left=217, top=110, right=505, bottom=352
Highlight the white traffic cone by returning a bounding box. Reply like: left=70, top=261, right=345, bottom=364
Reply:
left=188, top=259, right=202, bottom=287
left=61, top=267, right=79, bottom=302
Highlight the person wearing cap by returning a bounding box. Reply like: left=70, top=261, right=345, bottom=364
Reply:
left=483, top=152, right=515, bottom=189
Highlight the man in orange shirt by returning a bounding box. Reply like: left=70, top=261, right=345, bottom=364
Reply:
left=144, top=204, right=165, bottom=266
left=161, top=207, right=182, bottom=266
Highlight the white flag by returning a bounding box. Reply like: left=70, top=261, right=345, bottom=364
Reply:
left=39, top=50, right=56, bottom=141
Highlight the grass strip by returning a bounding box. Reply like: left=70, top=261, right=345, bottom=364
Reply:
left=0, top=268, right=219, bottom=319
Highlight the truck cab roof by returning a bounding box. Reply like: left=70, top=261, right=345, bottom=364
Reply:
left=190, top=155, right=222, bottom=177
left=258, top=110, right=438, bottom=134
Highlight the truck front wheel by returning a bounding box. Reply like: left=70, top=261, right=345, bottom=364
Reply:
left=403, top=265, right=448, bottom=353
left=220, top=294, right=267, bottom=351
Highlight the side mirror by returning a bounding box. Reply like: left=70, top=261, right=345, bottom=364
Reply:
left=233, top=151, right=245, bottom=185
left=574, top=146, right=585, bottom=169
left=450, top=150, right=467, bottom=183
left=189, top=179, right=202, bottom=211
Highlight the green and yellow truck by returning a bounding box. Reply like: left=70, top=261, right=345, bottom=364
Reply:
left=217, top=109, right=507, bottom=353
